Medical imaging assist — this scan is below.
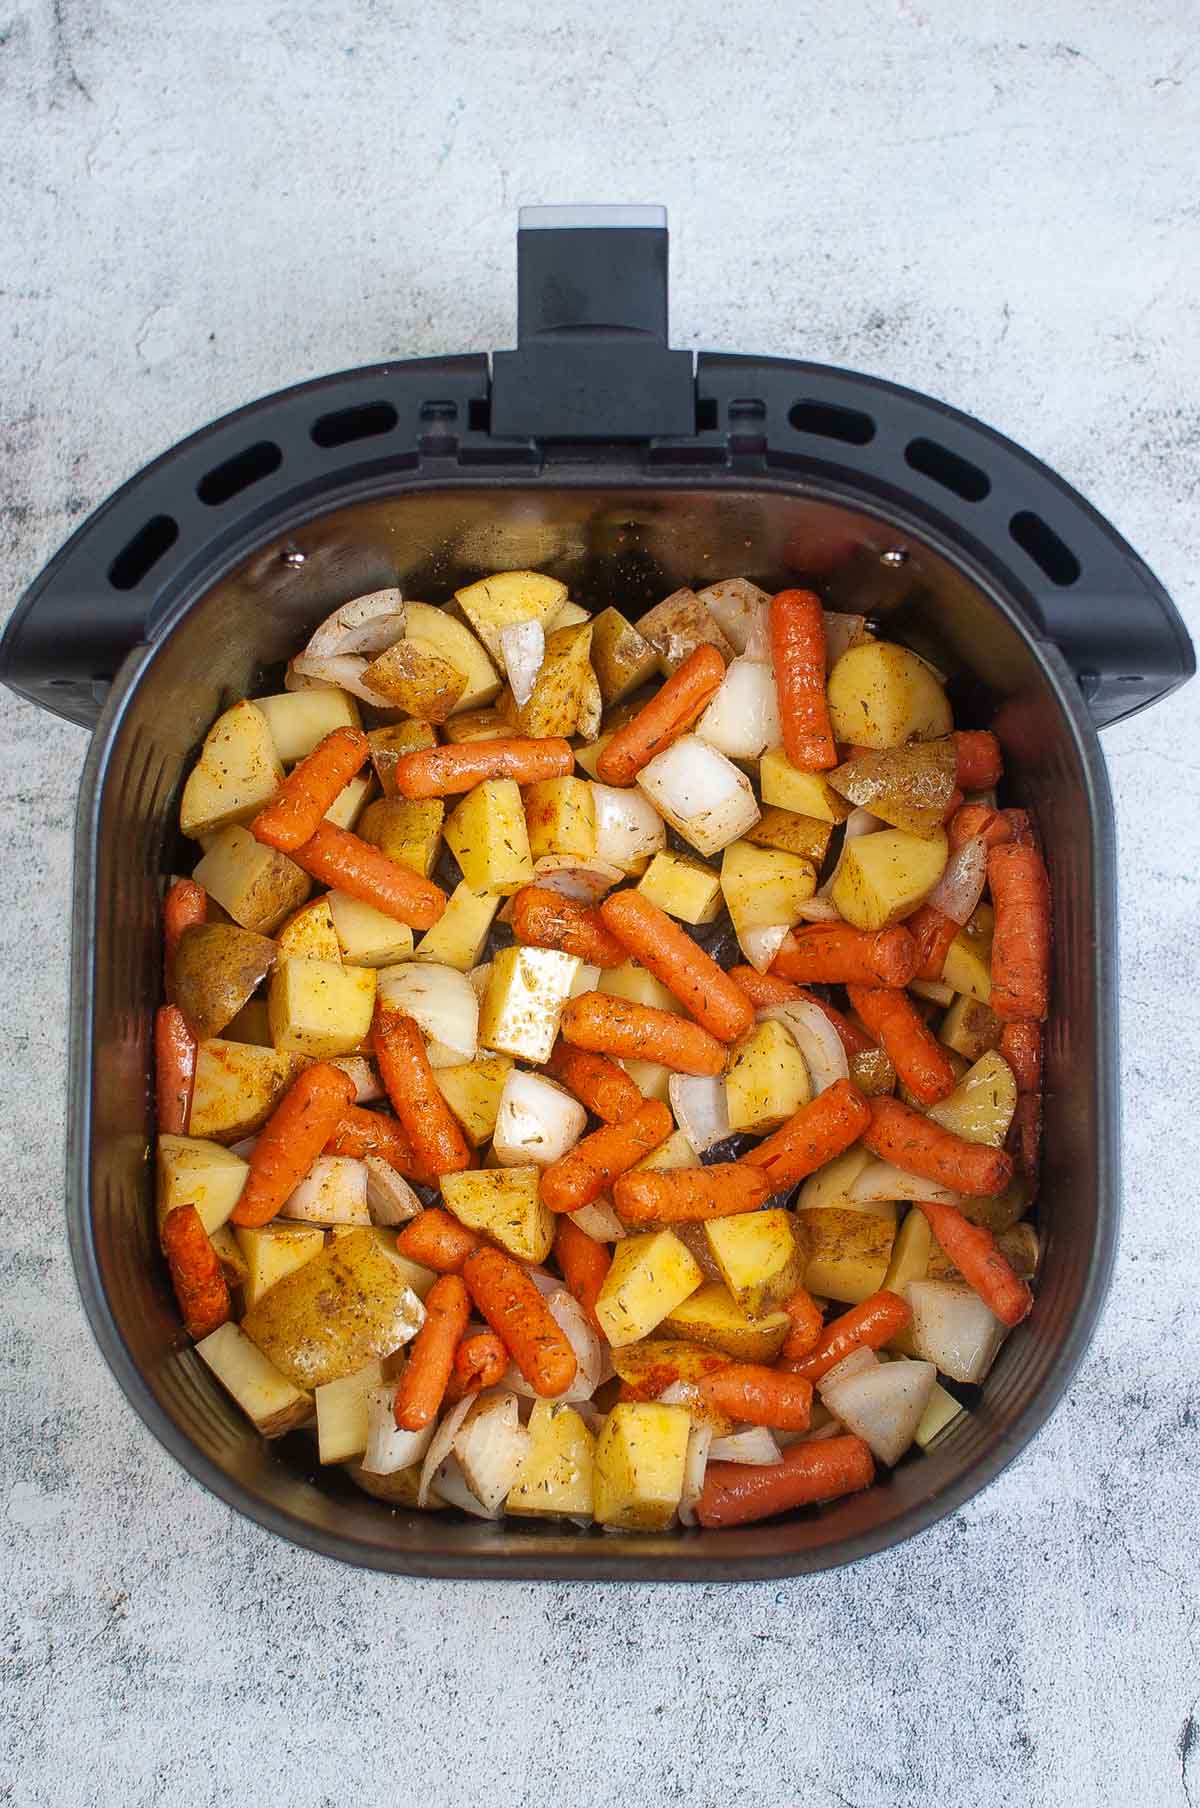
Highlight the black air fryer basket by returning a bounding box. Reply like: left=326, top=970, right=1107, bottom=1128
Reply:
left=3, top=207, right=1192, bottom=1579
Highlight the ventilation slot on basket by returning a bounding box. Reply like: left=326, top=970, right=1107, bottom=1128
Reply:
left=196, top=441, right=283, bottom=506
left=904, top=437, right=991, bottom=502
left=420, top=401, right=458, bottom=423
left=311, top=401, right=399, bottom=448
left=789, top=400, right=876, bottom=445
left=107, top=515, right=179, bottom=591
left=1009, top=510, right=1081, bottom=587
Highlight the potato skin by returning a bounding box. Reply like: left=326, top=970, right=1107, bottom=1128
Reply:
left=173, top=923, right=276, bottom=1040
left=240, top=1228, right=424, bottom=1389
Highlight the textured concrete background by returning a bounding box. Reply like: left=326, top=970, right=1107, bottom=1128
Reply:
left=3, top=2, right=1198, bottom=1804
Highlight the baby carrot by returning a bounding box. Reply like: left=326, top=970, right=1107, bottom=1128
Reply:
left=163, top=878, right=207, bottom=1000
left=463, top=1246, right=578, bottom=1397
left=999, top=1020, right=1043, bottom=1095
left=947, top=804, right=1013, bottom=852
left=545, top=1041, right=644, bottom=1124
left=695, top=1363, right=814, bottom=1431
left=553, top=1216, right=611, bottom=1337
left=161, top=1204, right=231, bottom=1340
left=770, top=589, right=837, bottom=771
left=861, top=1095, right=1012, bottom=1197
left=987, top=842, right=1051, bottom=1022
left=510, top=886, right=627, bottom=969
left=772, top=924, right=918, bottom=988
left=595, top=644, right=726, bottom=786
left=324, top=1104, right=424, bottom=1178
left=374, top=1009, right=472, bottom=1178
left=393, top=1273, right=471, bottom=1430
left=155, top=1004, right=196, bottom=1135
left=251, top=726, right=370, bottom=853
left=540, top=1100, right=674, bottom=1213
left=445, top=1330, right=509, bottom=1402
left=231, top=1063, right=357, bottom=1226
left=291, top=821, right=446, bottom=929
left=916, top=1198, right=1033, bottom=1327
left=696, top=1434, right=875, bottom=1528
left=953, top=730, right=1003, bottom=789
left=846, top=983, right=957, bottom=1106
left=395, top=1207, right=484, bottom=1273
left=1009, top=1092, right=1043, bottom=1189
left=779, top=1284, right=826, bottom=1365
left=906, top=902, right=960, bottom=981
left=560, top=993, right=727, bottom=1076
left=781, top=1290, right=912, bottom=1382
left=728, top=966, right=879, bottom=1058
left=600, top=889, right=755, bottom=1042
left=613, top=1162, right=772, bottom=1225
left=740, top=1079, right=871, bottom=1192
left=390, top=737, right=574, bottom=799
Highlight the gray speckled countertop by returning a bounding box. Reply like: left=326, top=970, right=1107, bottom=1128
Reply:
left=3, top=4, right=1198, bottom=1803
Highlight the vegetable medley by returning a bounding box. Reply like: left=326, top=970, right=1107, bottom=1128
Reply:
left=156, top=571, right=1051, bottom=1532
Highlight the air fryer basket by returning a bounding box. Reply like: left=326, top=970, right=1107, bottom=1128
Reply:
left=4, top=209, right=1192, bottom=1579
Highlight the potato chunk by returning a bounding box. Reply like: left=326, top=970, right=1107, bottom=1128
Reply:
left=433, top=1055, right=512, bottom=1146
left=455, top=570, right=568, bottom=661
left=721, top=840, right=817, bottom=934
left=233, top=1222, right=325, bottom=1308
left=477, top=945, right=580, bottom=1064
left=660, top=1280, right=790, bottom=1362
left=444, top=779, right=533, bottom=894
left=193, top=826, right=311, bottom=934
left=941, top=902, right=994, bottom=1003
left=256, top=689, right=361, bottom=764
left=441, top=1165, right=554, bottom=1264
left=367, top=721, right=438, bottom=797
left=637, top=588, right=734, bottom=676
left=522, top=776, right=596, bottom=862
left=517, top=623, right=595, bottom=737
left=268, top=957, right=376, bottom=1058
left=724, top=1019, right=811, bottom=1134
left=180, top=700, right=283, bottom=838
left=156, top=1134, right=248, bottom=1238
left=276, top=898, right=342, bottom=963
left=195, top=1323, right=313, bottom=1437
left=593, top=1401, right=691, bottom=1530
left=927, top=1049, right=1016, bottom=1147
left=402, top=602, right=500, bottom=713
left=798, top=1207, right=896, bottom=1305
left=636, top=851, right=722, bottom=925
left=826, top=642, right=953, bottom=749
left=326, top=891, right=415, bottom=967
left=360, top=639, right=466, bottom=722
left=594, top=1229, right=703, bottom=1348
left=189, top=1039, right=296, bottom=1142
left=589, top=607, right=659, bottom=707
left=358, top=797, right=444, bottom=879
left=758, top=749, right=852, bottom=822
left=506, top=1400, right=596, bottom=1518
left=830, top=828, right=948, bottom=931
left=705, top=1208, right=805, bottom=1317
left=744, top=806, right=834, bottom=865
left=172, top=923, right=276, bottom=1041
left=412, top=883, right=501, bottom=971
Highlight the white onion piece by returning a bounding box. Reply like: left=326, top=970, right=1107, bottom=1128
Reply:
left=592, top=784, right=667, bottom=873
left=360, top=1386, right=435, bottom=1475
left=697, top=578, right=772, bottom=654
left=743, top=610, right=773, bottom=662
left=737, top=922, right=791, bottom=974
left=805, top=1420, right=848, bottom=1442
left=820, top=1359, right=937, bottom=1466
left=499, top=619, right=545, bottom=708
left=378, top=963, right=478, bottom=1062
left=906, top=1280, right=1008, bottom=1384
left=306, top=588, right=407, bottom=658
left=433, top=1454, right=503, bottom=1520
left=694, top=658, right=782, bottom=759
left=229, top=1135, right=259, bottom=1160
left=363, top=1156, right=422, bottom=1225
left=636, top=735, right=760, bottom=858
left=708, top=1426, right=782, bottom=1465
left=288, top=652, right=382, bottom=702
left=678, top=1422, right=713, bottom=1527
left=816, top=1347, right=880, bottom=1396
left=492, top=1069, right=587, bottom=1167
left=453, top=1392, right=531, bottom=1512
left=823, top=613, right=868, bottom=669
left=328, top=1056, right=384, bottom=1103
left=529, top=855, right=625, bottom=903
left=524, top=1267, right=561, bottom=1297
left=794, top=895, right=843, bottom=923
left=668, top=1074, right=729, bottom=1154
left=758, top=999, right=848, bottom=1095
left=925, top=835, right=987, bottom=926
left=843, top=807, right=887, bottom=839
left=569, top=1199, right=628, bottom=1241
left=281, top=1156, right=369, bottom=1225
left=417, top=1395, right=474, bottom=1506
left=849, top=1160, right=962, bottom=1207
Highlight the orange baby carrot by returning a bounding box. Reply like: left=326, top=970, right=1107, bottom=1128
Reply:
left=251, top=726, right=370, bottom=853
left=393, top=1273, right=471, bottom=1430
left=541, top=1100, right=674, bottom=1214
left=695, top=1363, right=813, bottom=1431
left=697, top=1434, right=875, bottom=1527
left=770, top=589, right=837, bottom=771
left=595, top=643, right=727, bottom=786
left=779, top=1284, right=826, bottom=1365
left=553, top=1216, right=611, bottom=1338
left=161, top=1204, right=231, bottom=1340
left=560, top=992, right=727, bottom=1076
left=999, top=1020, right=1043, bottom=1095
left=231, top=1063, right=357, bottom=1226
left=728, top=966, right=879, bottom=1058
left=463, top=1246, right=578, bottom=1397
left=907, top=903, right=961, bottom=981
left=947, top=804, right=1011, bottom=851
left=772, top=924, right=918, bottom=988
left=739, top=1078, right=871, bottom=1192
left=916, top=1198, right=1033, bottom=1327
left=861, top=1094, right=1012, bottom=1197
left=953, top=730, right=1003, bottom=789
left=324, top=1104, right=423, bottom=1178
left=988, top=843, right=1051, bottom=1022
left=155, top=1004, right=196, bottom=1135
left=391, top=737, right=574, bottom=799
left=395, top=1207, right=484, bottom=1273
left=510, top=886, right=627, bottom=968
left=374, top=1009, right=472, bottom=1179
left=614, top=1162, right=772, bottom=1225
left=781, top=1290, right=912, bottom=1381
left=291, top=821, right=446, bottom=929
left=600, top=889, right=755, bottom=1042
left=163, top=878, right=207, bottom=1001
left=545, top=1041, right=644, bottom=1124
left=445, top=1329, right=509, bottom=1402
left=846, top=983, right=957, bottom=1106
left=1009, top=1092, right=1043, bottom=1189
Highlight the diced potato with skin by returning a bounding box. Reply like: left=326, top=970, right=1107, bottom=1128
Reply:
left=506, top=1400, right=596, bottom=1518
left=234, top=1222, right=325, bottom=1308
left=193, top=826, right=311, bottom=934
left=593, top=1401, right=692, bottom=1530
left=882, top=1207, right=934, bottom=1297
left=522, top=776, right=596, bottom=861
left=799, top=1207, right=896, bottom=1304
left=358, top=797, right=445, bottom=879
left=721, top=840, right=817, bottom=935
left=829, top=739, right=957, bottom=838
left=402, top=601, right=500, bottom=714
left=636, top=736, right=760, bottom=858
left=441, top=708, right=509, bottom=744
left=434, top=1055, right=513, bottom=1146
left=927, top=1049, right=1017, bottom=1148
left=637, top=589, right=735, bottom=676
left=594, top=1229, right=704, bottom=1349
left=478, top=945, right=581, bottom=1065
left=277, top=897, right=342, bottom=963
left=444, top=779, right=533, bottom=895
left=322, top=771, right=375, bottom=832
left=268, top=958, right=376, bottom=1059
left=366, top=721, right=438, bottom=796
left=240, top=1227, right=425, bottom=1390
left=180, top=700, right=284, bottom=838
left=257, top=689, right=362, bottom=765
left=360, top=638, right=466, bottom=722
left=280, top=1155, right=370, bottom=1226
left=412, top=883, right=500, bottom=971
left=326, top=890, right=415, bottom=967
left=724, top=1019, right=811, bottom=1134
left=589, top=607, right=659, bottom=707
left=942, top=903, right=994, bottom=1004
left=207, top=1221, right=249, bottom=1287
left=598, top=959, right=684, bottom=1016
left=547, top=599, right=592, bottom=631
left=826, top=641, right=953, bottom=749
left=758, top=749, right=853, bottom=823
left=441, top=1165, right=554, bottom=1265
left=194, top=1322, right=313, bottom=1437
left=636, top=850, right=723, bottom=925
left=156, top=1134, right=248, bottom=1238
left=609, top=1339, right=735, bottom=1434
left=660, top=1280, right=791, bottom=1362
left=517, top=623, right=594, bottom=737
left=189, top=1039, right=296, bottom=1142
left=346, top=1462, right=442, bottom=1509
left=316, top=1360, right=384, bottom=1464
left=745, top=807, right=834, bottom=866
left=619, top=1057, right=673, bottom=1103
left=222, top=998, right=273, bottom=1046
left=705, top=1208, right=806, bottom=1318
left=830, top=828, right=948, bottom=931
left=455, top=571, right=568, bottom=662
left=940, top=993, right=1002, bottom=1062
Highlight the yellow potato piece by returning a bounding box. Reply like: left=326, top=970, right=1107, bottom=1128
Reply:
left=360, top=638, right=466, bottom=722
left=704, top=1208, right=806, bottom=1317
left=798, top=1206, right=896, bottom=1304
left=234, top=1222, right=326, bottom=1308
left=594, top=1229, right=703, bottom=1349
left=942, top=902, right=994, bottom=1003
left=156, top=1134, right=249, bottom=1238
left=637, top=850, right=723, bottom=925
left=506, top=1401, right=596, bottom=1518
left=441, top=1165, right=554, bottom=1265
left=826, top=641, right=953, bottom=749
left=724, top=1019, right=811, bottom=1134
left=758, top=749, right=852, bottom=822
left=593, top=1401, right=691, bottom=1530
left=744, top=807, right=834, bottom=865
left=413, top=883, right=501, bottom=971
left=433, top=1055, right=512, bottom=1146
left=478, top=944, right=581, bottom=1064
left=189, top=1038, right=296, bottom=1142
left=927, top=1049, right=1017, bottom=1147
left=277, top=897, right=342, bottom=963
left=660, top=1281, right=790, bottom=1362
left=195, top=1323, right=313, bottom=1437
left=403, top=602, right=500, bottom=713
left=181, top=700, right=283, bottom=838
left=589, top=607, right=659, bottom=707
left=193, top=826, right=311, bottom=934
left=358, top=797, right=444, bottom=879
left=454, top=570, right=568, bottom=661
left=444, top=779, right=533, bottom=895
left=517, top=622, right=594, bottom=738
left=830, top=827, right=948, bottom=930
left=268, top=957, right=376, bottom=1058
left=326, top=891, right=415, bottom=967
left=721, top=839, right=817, bottom=933
left=523, top=776, right=596, bottom=862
